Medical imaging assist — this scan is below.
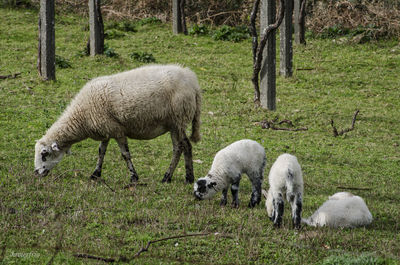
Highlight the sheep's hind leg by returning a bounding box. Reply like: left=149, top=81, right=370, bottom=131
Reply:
left=116, top=137, right=139, bottom=183
left=248, top=174, right=262, bottom=208
left=162, top=131, right=182, bottom=183
left=90, top=140, right=109, bottom=180
left=181, top=134, right=194, bottom=184
left=231, top=177, right=241, bottom=208
left=288, top=192, right=302, bottom=229
left=220, top=188, right=228, bottom=206
left=272, top=194, right=284, bottom=227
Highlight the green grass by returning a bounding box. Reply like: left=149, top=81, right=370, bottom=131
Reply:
left=1, top=7, right=400, bottom=264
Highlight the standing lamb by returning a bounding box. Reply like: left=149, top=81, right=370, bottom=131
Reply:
left=302, top=192, right=373, bottom=228
left=262, top=153, right=303, bottom=228
left=34, top=64, right=201, bottom=184
left=193, top=139, right=266, bottom=208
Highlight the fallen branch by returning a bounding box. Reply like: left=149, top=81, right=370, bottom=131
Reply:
left=0, top=72, right=21, bottom=80
left=258, top=119, right=308, bottom=131
left=90, top=176, right=115, bottom=193
left=134, top=232, right=227, bottom=258
left=123, top=182, right=148, bottom=189
left=330, top=110, right=360, bottom=137
left=73, top=253, right=116, bottom=263
left=73, top=232, right=232, bottom=262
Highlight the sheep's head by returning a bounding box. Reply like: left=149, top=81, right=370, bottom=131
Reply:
left=329, top=192, right=353, bottom=200
left=264, top=190, right=274, bottom=218
left=34, top=141, right=68, bottom=177
left=193, top=176, right=217, bottom=200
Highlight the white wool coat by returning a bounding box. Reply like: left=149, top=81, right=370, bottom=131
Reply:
left=303, top=192, right=373, bottom=228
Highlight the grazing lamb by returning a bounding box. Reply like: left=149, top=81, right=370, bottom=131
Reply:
left=193, top=139, right=266, bottom=208
left=34, top=64, right=201, bottom=184
left=302, top=192, right=373, bottom=228
left=262, top=153, right=303, bottom=228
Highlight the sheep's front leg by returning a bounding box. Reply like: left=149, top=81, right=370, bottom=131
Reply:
left=116, top=137, right=139, bottom=183
left=181, top=135, right=194, bottom=184
left=90, top=140, right=109, bottom=180
left=220, top=188, right=228, bottom=206
left=289, top=193, right=302, bottom=229
left=231, top=177, right=241, bottom=208
left=162, top=132, right=182, bottom=183
left=272, top=193, right=284, bottom=227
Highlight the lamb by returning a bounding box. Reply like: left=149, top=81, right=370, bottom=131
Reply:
left=302, top=192, right=373, bottom=228
left=262, top=153, right=303, bottom=228
left=193, top=139, right=266, bottom=208
left=34, top=64, right=201, bottom=184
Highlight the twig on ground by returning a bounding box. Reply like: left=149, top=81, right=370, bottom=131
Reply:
left=92, top=177, right=115, bottom=193
left=0, top=72, right=21, bottom=80
left=73, top=253, right=116, bottom=263
left=53, top=169, right=83, bottom=181
left=123, top=182, right=148, bottom=189
left=330, top=110, right=360, bottom=137
left=73, top=232, right=233, bottom=262
left=258, top=119, right=308, bottom=131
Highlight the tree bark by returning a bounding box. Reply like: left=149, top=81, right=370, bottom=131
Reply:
left=89, top=0, right=104, bottom=55
left=38, top=0, right=55, bottom=80
left=279, top=0, right=293, bottom=77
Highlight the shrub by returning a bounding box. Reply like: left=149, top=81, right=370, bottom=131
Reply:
left=104, top=44, right=119, bottom=58
left=189, top=24, right=209, bottom=36
left=212, top=25, right=250, bottom=42
left=55, top=55, right=72, bottom=69
left=130, top=52, right=156, bottom=63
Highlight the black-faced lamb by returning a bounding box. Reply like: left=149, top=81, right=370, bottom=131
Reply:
left=34, top=64, right=201, bottom=184
left=302, top=192, right=373, bottom=228
left=193, top=139, right=266, bottom=208
left=262, top=153, right=303, bottom=228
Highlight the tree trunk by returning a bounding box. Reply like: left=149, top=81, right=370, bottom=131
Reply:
left=260, top=0, right=276, bottom=110
left=172, top=0, right=182, bottom=34
left=280, top=0, right=293, bottom=77
left=89, top=0, right=104, bottom=55
left=294, top=0, right=306, bottom=44
left=38, top=0, right=55, bottom=80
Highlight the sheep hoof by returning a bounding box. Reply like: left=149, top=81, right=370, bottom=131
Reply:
left=130, top=175, right=139, bottom=183
left=220, top=199, right=227, bottom=207
left=161, top=173, right=172, bottom=183
left=185, top=176, right=194, bottom=184
left=231, top=201, right=239, bottom=208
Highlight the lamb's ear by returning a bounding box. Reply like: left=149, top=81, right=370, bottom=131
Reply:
left=262, top=189, right=268, bottom=199
left=207, top=182, right=217, bottom=189
left=40, top=148, right=49, bottom=156
left=65, top=148, right=71, bottom=155
left=51, top=142, right=60, bottom=152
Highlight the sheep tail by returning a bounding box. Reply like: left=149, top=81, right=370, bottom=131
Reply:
left=190, top=92, right=201, bottom=143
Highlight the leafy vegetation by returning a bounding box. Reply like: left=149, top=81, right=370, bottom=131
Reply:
left=1, top=7, right=400, bottom=265
left=212, top=25, right=250, bottom=42
left=130, top=51, right=156, bottom=63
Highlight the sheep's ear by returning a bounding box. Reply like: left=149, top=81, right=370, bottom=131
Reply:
left=51, top=142, right=60, bottom=152
left=40, top=148, right=49, bottom=156
left=207, top=182, right=217, bottom=189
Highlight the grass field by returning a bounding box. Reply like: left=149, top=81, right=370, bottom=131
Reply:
left=1, top=7, right=400, bottom=264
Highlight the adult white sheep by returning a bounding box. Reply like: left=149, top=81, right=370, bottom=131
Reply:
left=302, top=192, right=373, bottom=228
left=193, top=139, right=266, bottom=208
left=262, top=153, right=303, bottom=228
left=34, top=64, right=201, bottom=184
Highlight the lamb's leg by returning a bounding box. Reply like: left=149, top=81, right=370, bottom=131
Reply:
left=248, top=172, right=262, bottom=208
left=90, top=140, right=109, bottom=179
left=181, top=134, right=194, bottom=184
left=288, top=192, right=302, bottom=229
left=162, top=131, right=182, bottom=183
left=272, top=193, right=284, bottom=227
left=220, top=188, right=228, bottom=206
left=231, top=177, right=241, bottom=208
left=116, top=137, right=139, bottom=182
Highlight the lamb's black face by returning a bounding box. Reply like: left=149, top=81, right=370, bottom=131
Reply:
left=193, top=177, right=217, bottom=200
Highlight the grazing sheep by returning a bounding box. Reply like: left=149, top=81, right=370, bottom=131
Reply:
left=193, top=139, right=266, bottom=208
left=302, top=192, right=373, bottom=228
left=34, top=64, right=201, bottom=184
left=262, top=153, right=303, bottom=228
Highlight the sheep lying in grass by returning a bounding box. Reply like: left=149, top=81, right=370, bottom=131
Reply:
left=193, top=139, right=266, bottom=208
left=302, top=192, right=373, bottom=228
left=262, top=153, right=303, bottom=228
left=34, top=64, right=201, bottom=184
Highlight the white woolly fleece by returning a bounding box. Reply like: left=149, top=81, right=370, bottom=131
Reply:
left=302, top=192, right=373, bottom=228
